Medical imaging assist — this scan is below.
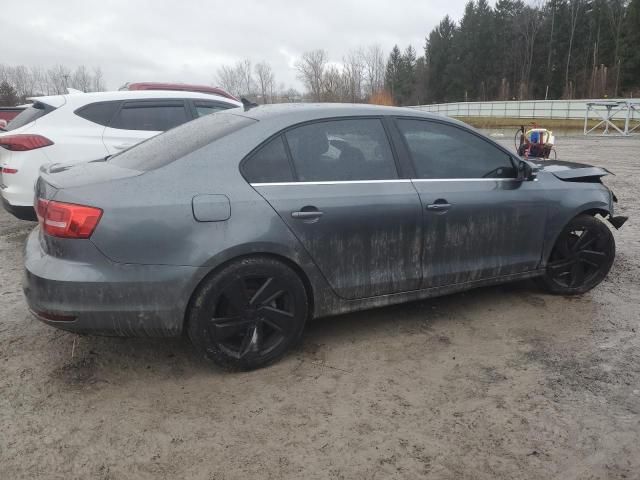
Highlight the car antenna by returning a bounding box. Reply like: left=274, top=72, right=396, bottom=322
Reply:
left=241, top=97, right=259, bottom=111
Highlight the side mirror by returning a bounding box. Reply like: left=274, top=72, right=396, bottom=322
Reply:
left=517, top=160, right=537, bottom=181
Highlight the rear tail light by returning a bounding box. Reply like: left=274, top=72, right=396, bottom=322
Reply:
left=0, top=134, right=54, bottom=151
left=35, top=198, right=49, bottom=222
left=1, top=167, right=18, bottom=174
left=36, top=199, right=102, bottom=239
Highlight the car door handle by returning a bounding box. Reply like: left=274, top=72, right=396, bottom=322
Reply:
left=426, top=202, right=452, bottom=211
left=291, top=210, right=324, bottom=219
left=114, top=143, right=134, bottom=150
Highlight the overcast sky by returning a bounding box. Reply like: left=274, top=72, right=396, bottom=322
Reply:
left=2, top=0, right=467, bottom=91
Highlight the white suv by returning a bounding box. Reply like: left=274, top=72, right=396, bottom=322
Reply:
left=0, top=90, right=241, bottom=220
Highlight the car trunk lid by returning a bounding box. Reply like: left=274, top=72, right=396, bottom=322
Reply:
left=38, top=160, right=143, bottom=190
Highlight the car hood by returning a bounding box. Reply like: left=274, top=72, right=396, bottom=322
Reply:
left=532, top=160, right=611, bottom=181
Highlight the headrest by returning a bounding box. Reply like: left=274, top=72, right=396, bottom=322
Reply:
left=305, top=130, right=329, bottom=157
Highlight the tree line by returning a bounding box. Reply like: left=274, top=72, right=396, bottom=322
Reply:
left=223, top=0, right=639, bottom=106
left=214, top=45, right=387, bottom=105
left=215, top=59, right=302, bottom=104
left=0, top=64, right=106, bottom=106
left=389, top=0, right=640, bottom=105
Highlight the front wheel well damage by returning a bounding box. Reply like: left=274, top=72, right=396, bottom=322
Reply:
left=181, top=252, right=315, bottom=335
left=578, top=208, right=627, bottom=229
left=579, top=208, right=610, bottom=219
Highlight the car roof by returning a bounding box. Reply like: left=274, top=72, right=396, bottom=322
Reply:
left=234, top=102, right=466, bottom=127
left=28, top=90, right=242, bottom=109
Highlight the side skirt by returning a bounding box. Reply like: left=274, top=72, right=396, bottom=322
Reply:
left=314, top=269, right=545, bottom=318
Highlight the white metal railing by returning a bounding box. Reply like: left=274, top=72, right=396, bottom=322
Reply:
left=411, top=99, right=639, bottom=122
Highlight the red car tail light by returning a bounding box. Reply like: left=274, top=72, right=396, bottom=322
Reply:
left=0, top=134, right=54, bottom=151
left=36, top=198, right=49, bottom=222
left=1, top=167, right=18, bottom=174
left=37, top=199, right=103, bottom=239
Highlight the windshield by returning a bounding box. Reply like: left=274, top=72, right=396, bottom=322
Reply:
left=109, top=111, right=254, bottom=171
left=6, top=102, right=56, bottom=131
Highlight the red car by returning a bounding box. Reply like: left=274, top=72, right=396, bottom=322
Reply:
left=0, top=107, right=26, bottom=126
left=123, top=82, right=239, bottom=102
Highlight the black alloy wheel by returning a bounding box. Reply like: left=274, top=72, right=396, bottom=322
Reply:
left=188, top=257, right=308, bottom=370
left=540, top=214, right=615, bottom=295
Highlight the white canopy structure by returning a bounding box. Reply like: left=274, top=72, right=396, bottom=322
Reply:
left=584, top=100, right=640, bottom=136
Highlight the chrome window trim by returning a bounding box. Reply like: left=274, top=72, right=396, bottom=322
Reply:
left=251, top=179, right=412, bottom=187
left=411, top=178, right=518, bottom=182
left=251, top=178, right=517, bottom=187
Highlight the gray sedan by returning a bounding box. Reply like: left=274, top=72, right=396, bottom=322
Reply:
left=23, top=104, right=627, bottom=369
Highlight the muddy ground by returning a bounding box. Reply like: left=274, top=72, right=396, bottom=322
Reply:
left=1, top=133, right=639, bottom=479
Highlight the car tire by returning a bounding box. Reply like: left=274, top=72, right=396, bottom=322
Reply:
left=539, top=214, right=615, bottom=295
left=187, top=256, right=309, bottom=370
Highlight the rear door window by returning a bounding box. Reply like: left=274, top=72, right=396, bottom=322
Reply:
left=6, top=102, right=56, bottom=131
left=284, top=118, right=398, bottom=181
left=75, top=101, right=122, bottom=126
left=110, top=101, right=189, bottom=131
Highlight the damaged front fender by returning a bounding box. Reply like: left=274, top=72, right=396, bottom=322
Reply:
left=536, top=160, right=611, bottom=183
left=608, top=215, right=628, bottom=229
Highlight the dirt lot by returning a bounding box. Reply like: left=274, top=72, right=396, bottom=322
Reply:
left=1, top=133, right=639, bottom=479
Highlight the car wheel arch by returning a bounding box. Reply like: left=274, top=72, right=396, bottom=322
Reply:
left=542, top=206, right=612, bottom=266
left=182, top=252, right=316, bottom=333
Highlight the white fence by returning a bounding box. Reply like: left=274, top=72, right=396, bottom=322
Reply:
left=412, top=99, right=639, bottom=121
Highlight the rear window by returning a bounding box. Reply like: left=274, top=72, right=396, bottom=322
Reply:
left=6, top=102, right=56, bottom=131
left=109, top=112, right=255, bottom=171
left=241, top=135, right=294, bottom=183
left=75, top=101, right=122, bottom=126
left=194, top=101, right=233, bottom=117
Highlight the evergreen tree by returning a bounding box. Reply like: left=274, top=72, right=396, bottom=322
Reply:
left=0, top=81, right=19, bottom=107
left=399, top=45, right=417, bottom=104
left=414, top=0, right=639, bottom=102
left=425, top=16, right=456, bottom=102
left=621, top=0, right=640, bottom=95
left=384, top=45, right=403, bottom=104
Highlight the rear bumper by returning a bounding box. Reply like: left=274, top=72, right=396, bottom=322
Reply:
left=23, top=228, right=206, bottom=337
left=2, top=196, right=36, bottom=221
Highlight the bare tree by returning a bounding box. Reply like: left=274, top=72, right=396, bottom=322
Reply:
left=92, top=66, right=106, bottom=92
left=254, top=61, right=275, bottom=103
left=342, top=49, right=364, bottom=102
left=0, top=63, right=107, bottom=100
left=280, top=87, right=301, bottom=103
left=362, top=45, right=385, bottom=98
left=322, top=65, right=346, bottom=101
left=607, top=0, right=628, bottom=97
left=12, top=65, right=30, bottom=100
left=216, top=64, right=242, bottom=97
left=47, top=65, right=71, bottom=94
left=237, top=59, right=253, bottom=97
left=30, top=66, right=47, bottom=95
left=216, top=59, right=255, bottom=98
left=295, top=50, right=327, bottom=101
left=71, top=65, right=92, bottom=92
left=516, top=5, right=541, bottom=99
left=0, top=65, right=9, bottom=85
left=564, top=0, right=583, bottom=98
